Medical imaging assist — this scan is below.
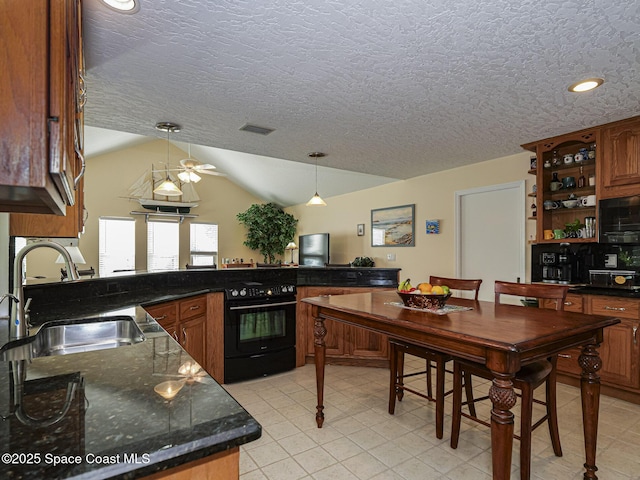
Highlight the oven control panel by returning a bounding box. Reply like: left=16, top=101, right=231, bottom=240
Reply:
left=226, top=284, right=296, bottom=299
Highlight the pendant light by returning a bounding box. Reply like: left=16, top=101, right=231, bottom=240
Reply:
left=154, top=122, right=183, bottom=197
left=306, top=152, right=327, bottom=206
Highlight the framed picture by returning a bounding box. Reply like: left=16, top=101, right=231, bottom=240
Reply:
left=371, top=204, right=415, bottom=247
left=357, top=223, right=365, bottom=236
left=426, top=220, right=440, bottom=234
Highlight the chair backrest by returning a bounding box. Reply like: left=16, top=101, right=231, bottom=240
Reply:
left=494, top=281, right=569, bottom=310
left=429, top=276, right=483, bottom=301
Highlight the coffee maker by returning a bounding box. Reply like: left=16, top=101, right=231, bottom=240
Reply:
left=557, top=243, right=574, bottom=284
left=540, top=252, right=560, bottom=283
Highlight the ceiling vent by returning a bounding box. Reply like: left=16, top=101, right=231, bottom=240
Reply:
left=239, top=124, right=275, bottom=135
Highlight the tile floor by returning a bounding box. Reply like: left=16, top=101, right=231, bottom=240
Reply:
left=224, top=357, right=640, bottom=479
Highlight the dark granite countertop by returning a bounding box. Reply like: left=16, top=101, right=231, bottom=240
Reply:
left=0, top=306, right=261, bottom=479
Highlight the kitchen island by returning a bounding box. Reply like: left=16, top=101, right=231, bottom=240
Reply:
left=0, top=305, right=260, bottom=479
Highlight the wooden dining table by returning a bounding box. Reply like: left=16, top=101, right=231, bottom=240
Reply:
left=301, top=290, right=621, bottom=480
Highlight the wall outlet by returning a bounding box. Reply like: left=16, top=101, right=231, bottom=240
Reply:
left=386, top=253, right=396, bottom=261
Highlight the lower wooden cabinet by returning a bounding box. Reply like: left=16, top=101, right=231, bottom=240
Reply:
left=145, top=295, right=207, bottom=370
left=297, top=286, right=391, bottom=368
left=547, top=292, right=640, bottom=403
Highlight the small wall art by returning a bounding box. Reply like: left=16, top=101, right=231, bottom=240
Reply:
left=426, top=220, right=440, bottom=234
left=371, top=204, right=415, bottom=247
left=357, top=223, right=365, bottom=236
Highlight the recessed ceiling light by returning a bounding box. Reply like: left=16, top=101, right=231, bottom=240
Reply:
left=568, top=78, right=604, bottom=93
left=100, top=0, right=140, bottom=14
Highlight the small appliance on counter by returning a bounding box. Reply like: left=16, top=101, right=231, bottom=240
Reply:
left=588, top=270, right=640, bottom=290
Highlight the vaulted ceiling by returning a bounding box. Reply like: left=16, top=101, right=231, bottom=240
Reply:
left=82, top=0, right=640, bottom=206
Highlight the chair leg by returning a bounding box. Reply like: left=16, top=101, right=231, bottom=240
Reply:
left=519, top=383, right=534, bottom=480
left=462, top=371, right=476, bottom=417
left=450, top=361, right=463, bottom=449
left=426, top=358, right=433, bottom=398
left=435, top=356, right=445, bottom=439
left=396, top=349, right=405, bottom=402
left=546, top=369, right=563, bottom=457
left=388, top=343, right=398, bottom=414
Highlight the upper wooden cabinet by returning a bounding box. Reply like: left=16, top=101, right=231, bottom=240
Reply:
left=599, top=116, right=640, bottom=199
left=523, top=115, right=640, bottom=243
left=1, top=0, right=85, bottom=220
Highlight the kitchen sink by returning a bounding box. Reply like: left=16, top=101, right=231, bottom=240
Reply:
left=0, top=316, right=145, bottom=361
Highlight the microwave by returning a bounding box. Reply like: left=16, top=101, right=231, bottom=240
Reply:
left=599, top=195, right=640, bottom=244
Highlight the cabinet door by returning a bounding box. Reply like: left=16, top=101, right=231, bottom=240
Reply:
left=599, top=117, right=640, bottom=199
left=598, top=320, right=640, bottom=389
left=346, top=325, right=388, bottom=359
left=180, top=315, right=207, bottom=368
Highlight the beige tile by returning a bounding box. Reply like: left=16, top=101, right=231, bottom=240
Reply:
left=237, top=363, right=640, bottom=480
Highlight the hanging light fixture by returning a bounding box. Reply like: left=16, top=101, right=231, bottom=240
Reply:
left=306, top=152, right=327, bottom=206
left=154, top=122, right=183, bottom=197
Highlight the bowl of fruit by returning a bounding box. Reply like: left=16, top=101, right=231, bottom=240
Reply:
left=397, top=279, right=451, bottom=309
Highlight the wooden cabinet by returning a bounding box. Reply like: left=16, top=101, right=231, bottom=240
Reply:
left=549, top=293, right=640, bottom=403
left=599, top=116, right=640, bottom=199
left=1, top=0, right=86, bottom=232
left=145, top=295, right=207, bottom=370
left=522, top=128, right=598, bottom=244
left=297, top=286, right=390, bottom=368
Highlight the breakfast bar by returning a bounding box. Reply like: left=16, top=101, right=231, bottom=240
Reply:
left=302, top=290, right=621, bottom=480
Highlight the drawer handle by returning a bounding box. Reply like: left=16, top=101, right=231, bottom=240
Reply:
left=189, top=305, right=200, bottom=311
left=558, top=353, right=572, bottom=359
left=634, top=326, right=638, bottom=346
left=182, top=327, right=188, bottom=343
left=172, top=332, right=179, bottom=342
left=155, top=314, right=167, bottom=321
left=564, top=301, right=573, bottom=306
left=604, top=306, right=626, bottom=312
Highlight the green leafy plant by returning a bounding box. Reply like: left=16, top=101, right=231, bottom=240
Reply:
left=237, top=203, right=298, bottom=264
left=351, top=256, right=375, bottom=267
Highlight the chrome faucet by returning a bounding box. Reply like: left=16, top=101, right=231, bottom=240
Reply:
left=9, top=241, right=80, bottom=341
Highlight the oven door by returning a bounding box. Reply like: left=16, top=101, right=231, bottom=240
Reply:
left=224, top=297, right=296, bottom=358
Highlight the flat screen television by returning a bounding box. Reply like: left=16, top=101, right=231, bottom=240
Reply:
left=298, top=233, right=330, bottom=267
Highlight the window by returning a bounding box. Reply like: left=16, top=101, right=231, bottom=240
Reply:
left=99, top=217, right=135, bottom=276
left=147, top=220, right=180, bottom=272
left=190, top=222, right=218, bottom=266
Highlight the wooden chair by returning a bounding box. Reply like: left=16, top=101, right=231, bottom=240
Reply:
left=450, top=281, right=569, bottom=480
left=389, top=276, right=482, bottom=439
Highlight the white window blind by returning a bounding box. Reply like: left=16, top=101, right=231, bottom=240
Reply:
left=99, top=217, right=135, bottom=277
left=147, top=220, right=179, bottom=272
left=189, top=222, right=218, bottom=266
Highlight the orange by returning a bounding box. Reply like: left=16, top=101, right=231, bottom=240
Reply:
left=417, top=283, right=432, bottom=293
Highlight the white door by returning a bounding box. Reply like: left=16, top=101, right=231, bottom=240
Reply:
left=455, top=181, right=526, bottom=303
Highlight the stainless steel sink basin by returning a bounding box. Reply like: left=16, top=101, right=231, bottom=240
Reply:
left=1, top=316, right=145, bottom=361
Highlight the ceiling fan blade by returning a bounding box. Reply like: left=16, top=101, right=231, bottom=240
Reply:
left=179, top=159, right=216, bottom=170
left=199, top=170, right=226, bottom=176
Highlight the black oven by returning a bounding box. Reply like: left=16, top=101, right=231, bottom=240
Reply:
left=224, top=283, right=297, bottom=383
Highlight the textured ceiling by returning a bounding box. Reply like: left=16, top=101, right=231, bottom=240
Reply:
left=82, top=0, right=640, bottom=206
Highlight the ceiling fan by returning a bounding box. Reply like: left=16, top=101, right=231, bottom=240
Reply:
left=164, top=146, right=226, bottom=183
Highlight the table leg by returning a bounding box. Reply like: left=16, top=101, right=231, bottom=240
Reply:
left=489, top=373, right=517, bottom=480
left=313, top=316, right=327, bottom=428
left=579, top=343, right=602, bottom=480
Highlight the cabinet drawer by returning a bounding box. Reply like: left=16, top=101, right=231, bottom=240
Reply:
left=563, top=293, right=584, bottom=313
left=557, top=348, right=583, bottom=376
left=589, top=296, right=640, bottom=319
left=179, top=296, right=207, bottom=320
left=145, top=303, right=177, bottom=324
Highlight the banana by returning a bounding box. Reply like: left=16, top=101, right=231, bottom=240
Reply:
left=398, top=278, right=412, bottom=292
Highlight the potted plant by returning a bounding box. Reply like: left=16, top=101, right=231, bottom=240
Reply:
left=237, top=203, right=298, bottom=264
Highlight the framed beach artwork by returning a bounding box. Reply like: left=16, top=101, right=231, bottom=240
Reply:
left=371, top=204, right=415, bottom=247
